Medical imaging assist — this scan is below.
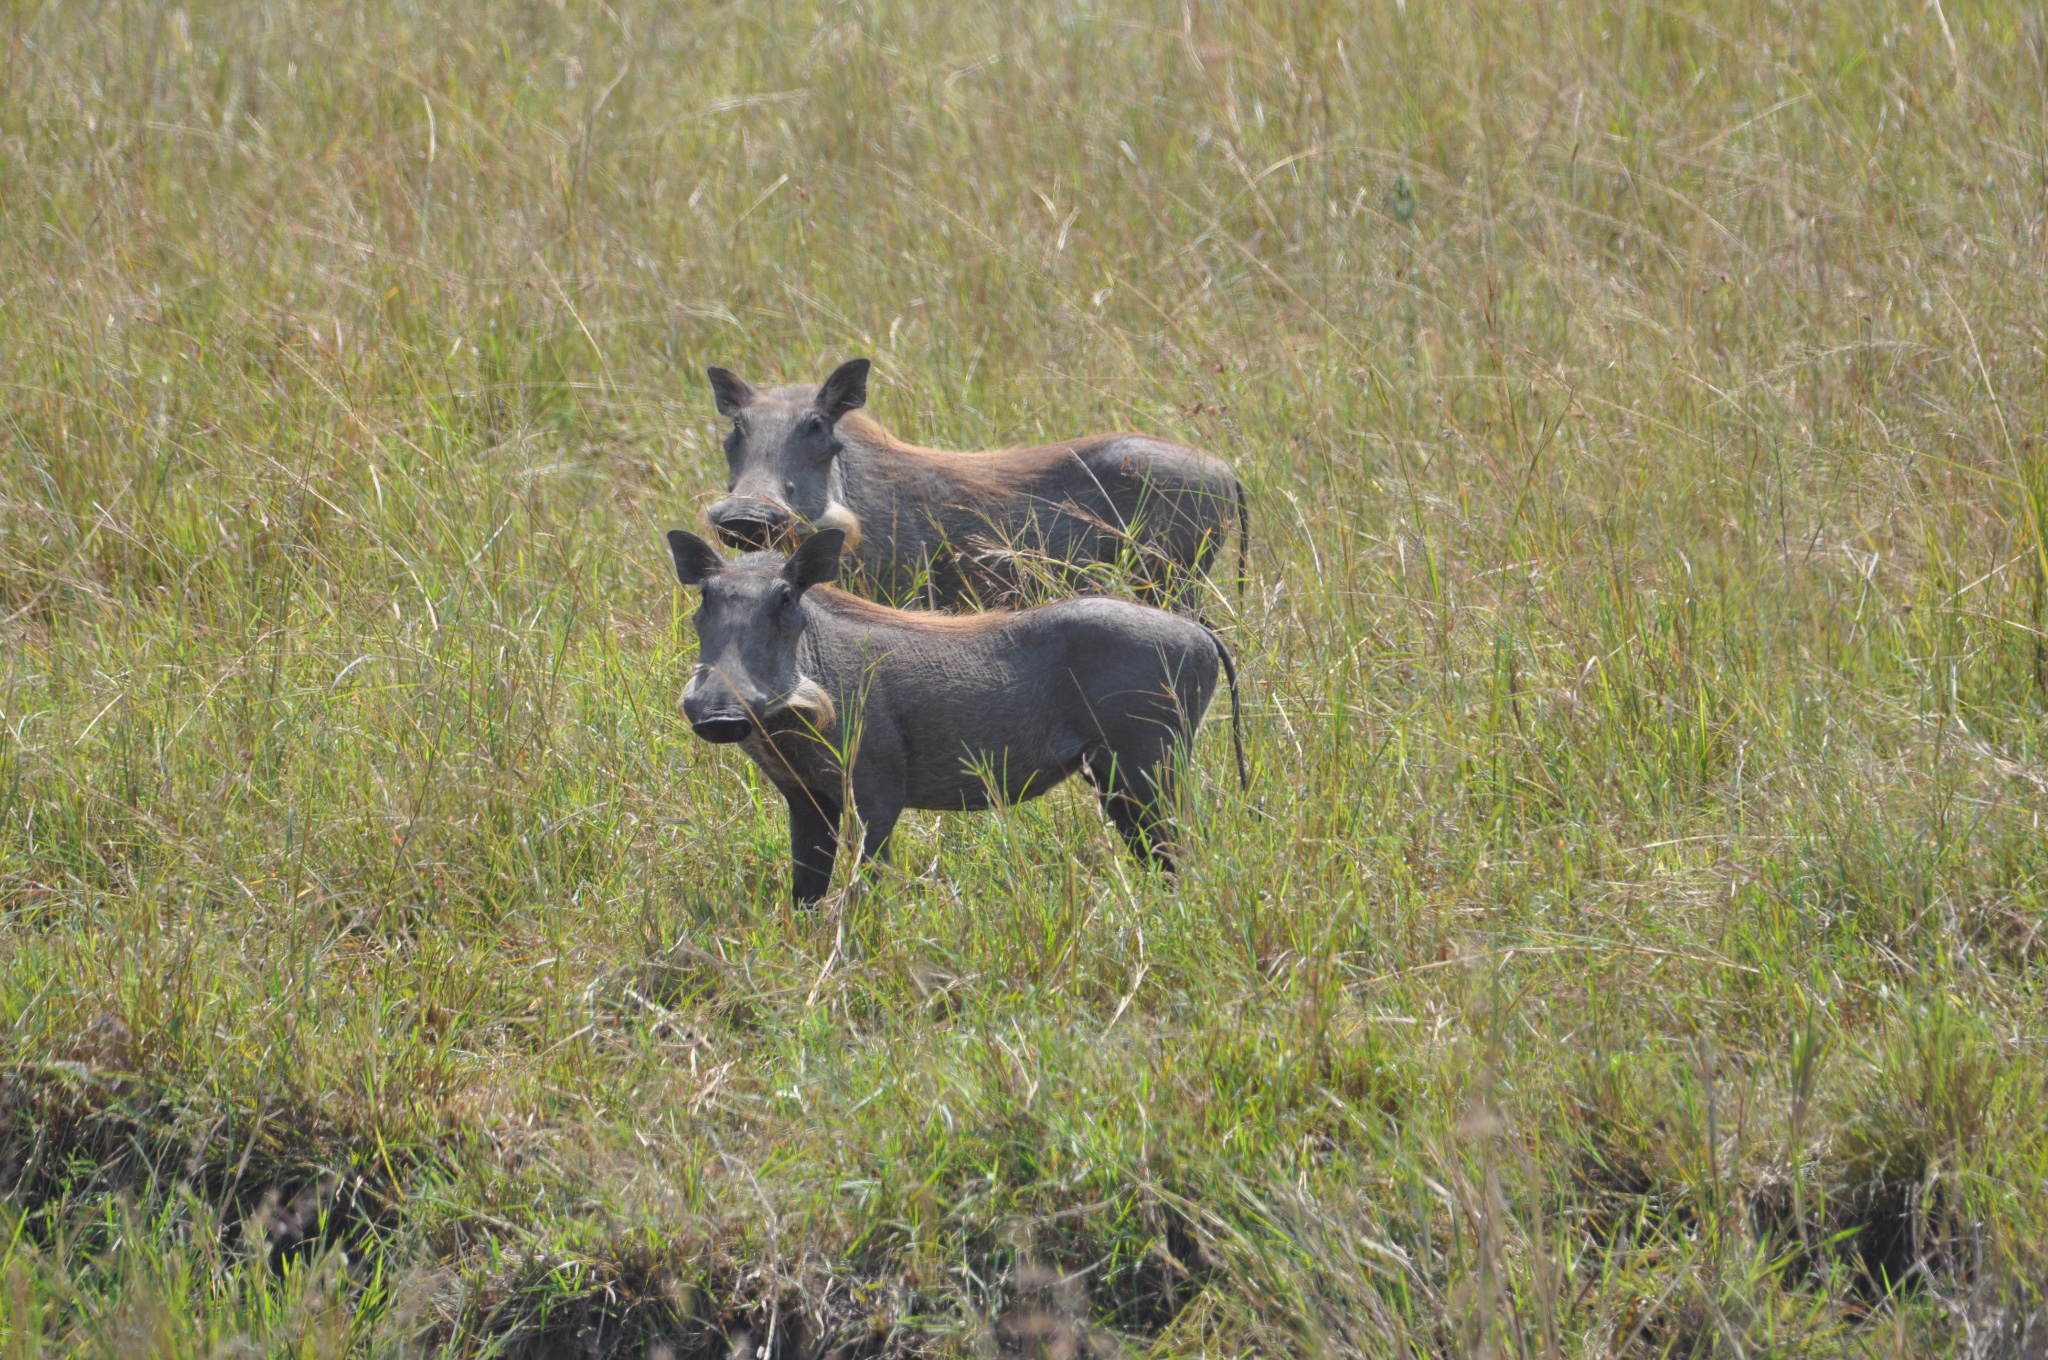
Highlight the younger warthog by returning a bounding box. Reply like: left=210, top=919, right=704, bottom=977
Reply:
left=701, top=358, right=1245, bottom=606
left=668, top=527, right=1246, bottom=906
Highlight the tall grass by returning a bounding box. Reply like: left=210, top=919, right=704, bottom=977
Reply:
left=4, top=0, right=2048, bottom=1353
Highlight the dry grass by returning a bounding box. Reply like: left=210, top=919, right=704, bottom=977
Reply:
left=4, top=0, right=2048, bottom=1354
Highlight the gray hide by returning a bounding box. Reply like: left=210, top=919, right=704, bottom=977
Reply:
left=669, top=528, right=1246, bottom=906
left=702, top=359, right=1246, bottom=606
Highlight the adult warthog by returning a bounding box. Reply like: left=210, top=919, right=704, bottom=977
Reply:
left=668, top=526, right=1246, bottom=907
left=700, top=358, right=1246, bottom=606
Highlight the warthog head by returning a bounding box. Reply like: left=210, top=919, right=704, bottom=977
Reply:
left=702, top=359, right=869, bottom=554
left=668, top=527, right=845, bottom=745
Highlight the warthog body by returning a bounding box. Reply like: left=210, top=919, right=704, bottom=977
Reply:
left=668, top=528, right=1246, bottom=906
left=701, top=359, right=1246, bottom=606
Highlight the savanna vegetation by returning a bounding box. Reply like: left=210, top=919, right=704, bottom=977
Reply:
left=4, top=0, right=2048, bottom=1353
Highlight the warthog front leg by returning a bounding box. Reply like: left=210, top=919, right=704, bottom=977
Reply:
left=855, top=795, right=902, bottom=870
left=849, top=755, right=905, bottom=879
left=787, top=788, right=841, bottom=907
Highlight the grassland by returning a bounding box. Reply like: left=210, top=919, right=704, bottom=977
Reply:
left=4, top=0, right=2048, bottom=1353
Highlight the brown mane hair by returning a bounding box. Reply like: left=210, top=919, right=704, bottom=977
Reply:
left=810, top=585, right=1015, bottom=633
left=836, top=409, right=950, bottom=459
left=837, top=410, right=1106, bottom=496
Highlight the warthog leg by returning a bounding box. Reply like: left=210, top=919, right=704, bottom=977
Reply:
left=1083, top=741, right=1180, bottom=871
left=787, top=789, right=841, bottom=907
left=856, top=798, right=902, bottom=869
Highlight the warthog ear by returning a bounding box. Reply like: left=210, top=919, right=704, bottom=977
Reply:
left=815, top=358, right=870, bottom=425
left=667, top=530, right=725, bottom=587
left=706, top=366, right=756, bottom=418
left=783, top=528, right=846, bottom=593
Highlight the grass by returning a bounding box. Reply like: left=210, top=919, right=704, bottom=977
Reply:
left=3, top=0, right=2048, bottom=1352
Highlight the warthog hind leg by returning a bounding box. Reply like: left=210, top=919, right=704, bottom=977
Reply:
left=1083, top=741, right=1180, bottom=871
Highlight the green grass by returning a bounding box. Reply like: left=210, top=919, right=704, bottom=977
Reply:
left=4, top=0, right=2048, bottom=1353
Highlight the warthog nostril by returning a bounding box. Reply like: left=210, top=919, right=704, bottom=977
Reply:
left=690, top=716, right=754, bottom=744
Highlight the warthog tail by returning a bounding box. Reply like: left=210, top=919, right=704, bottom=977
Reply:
left=1234, top=478, right=1250, bottom=603
left=1206, top=627, right=1249, bottom=790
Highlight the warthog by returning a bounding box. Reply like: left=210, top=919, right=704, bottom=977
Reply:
left=668, top=526, right=1246, bottom=906
left=700, top=358, right=1246, bottom=605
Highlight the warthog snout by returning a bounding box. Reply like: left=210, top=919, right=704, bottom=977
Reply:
left=681, top=671, right=766, bottom=744
left=689, top=714, right=754, bottom=744
left=706, top=496, right=796, bottom=551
